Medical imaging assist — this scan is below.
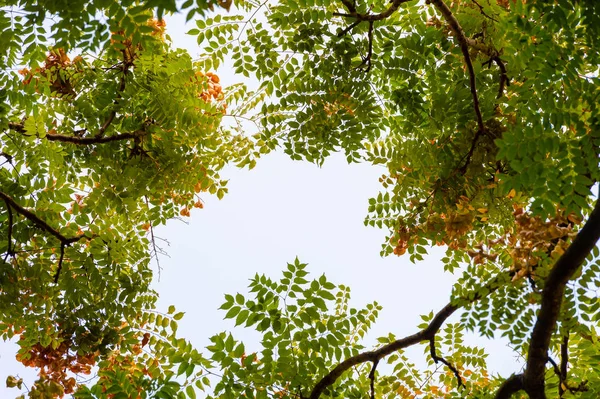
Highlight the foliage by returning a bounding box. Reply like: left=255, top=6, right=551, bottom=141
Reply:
left=2, top=0, right=600, bottom=398
left=0, top=2, right=243, bottom=398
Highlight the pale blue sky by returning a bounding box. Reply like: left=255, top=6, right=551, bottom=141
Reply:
left=0, top=9, right=522, bottom=398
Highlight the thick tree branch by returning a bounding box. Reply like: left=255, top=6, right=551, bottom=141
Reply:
left=54, top=244, right=66, bottom=283
left=523, top=199, right=600, bottom=398
left=494, top=373, right=524, bottom=399
left=8, top=122, right=147, bottom=145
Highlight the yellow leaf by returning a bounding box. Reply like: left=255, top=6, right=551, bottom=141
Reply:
left=507, top=188, right=516, bottom=198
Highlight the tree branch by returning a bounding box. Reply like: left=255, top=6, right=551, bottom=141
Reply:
left=368, top=359, right=378, bottom=399
left=0, top=191, right=86, bottom=246
left=2, top=198, right=13, bottom=261
left=336, top=0, right=414, bottom=22
left=469, top=0, right=498, bottom=22
left=429, top=337, right=464, bottom=389
left=559, top=334, right=568, bottom=397
left=308, top=273, right=502, bottom=399
left=308, top=302, right=457, bottom=399
left=46, top=129, right=146, bottom=144
left=0, top=191, right=93, bottom=283
left=7, top=122, right=147, bottom=145
left=493, top=373, right=524, bottom=399
left=523, top=199, right=600, bottom=398
left=427, top=0, right=484, bottom=133
left=54, top=244, right=66, bottom=283
left=96, top=56, right=130, bottom=138
left=358, top=21, right=374, bottom=73
left=337, top=20, right=361, bottom=37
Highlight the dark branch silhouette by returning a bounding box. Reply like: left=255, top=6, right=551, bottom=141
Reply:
left=0, top=191, right=92, bottom=282
left=494, top=374, right=524, bottom=399
left=8, top=122, right=147, bottom=144
left=368, top=359, right=378, bottom=399
left=334, top=0, right=413, bottom=22
left=429, top=337, right=464, bottom=389
left=96, top=53, right=131, bottom=138
left=522, top=199, right=600, bottom=398
left=2, top=198, right=13, bottom=261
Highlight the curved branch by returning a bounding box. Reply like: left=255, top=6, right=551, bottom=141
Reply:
left=309, top=302, right=458, bottom=399
left=308, top=273, right=502, bottom=399
left=494, top=373, right=524, bottom=399
left=523, top=199, right=600, bottom=397
left=7, top=122, right=147, bottom=145
left=0, top=191, right=86, bottom=245
left=427, top=0, right=485, bottom=133
left=429, top=337, right=464, bottom=388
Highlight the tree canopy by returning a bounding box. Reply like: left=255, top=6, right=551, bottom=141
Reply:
left=1, top=0, right=600, bottom=398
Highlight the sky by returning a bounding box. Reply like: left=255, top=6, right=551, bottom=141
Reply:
left=0, top=8, right=523, bottom=398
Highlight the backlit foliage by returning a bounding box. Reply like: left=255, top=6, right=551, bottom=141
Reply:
left=2, top=0, right=600, bottom=398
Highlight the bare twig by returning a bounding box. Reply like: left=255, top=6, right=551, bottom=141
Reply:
left=429, top=337, right=464, bottom=389
left=144, top=196, right=163, bottom=281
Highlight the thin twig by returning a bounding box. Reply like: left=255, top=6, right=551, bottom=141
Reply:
left=523, top=199, right=600, bottom=397
left=338, top=20, right=361, bottom=37
left=469, top=0, right=498, bottom=22
left=96, top=56, right=129, bottom=138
